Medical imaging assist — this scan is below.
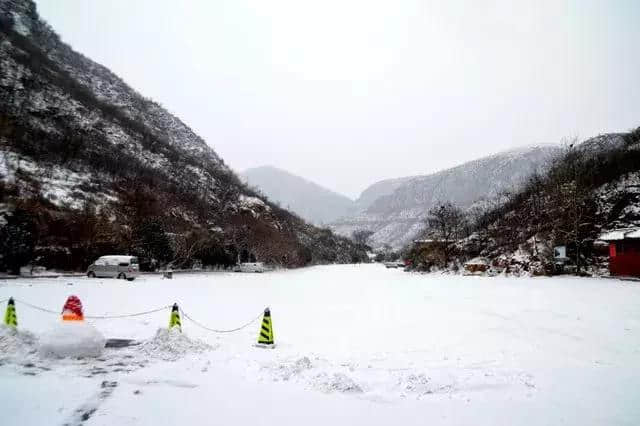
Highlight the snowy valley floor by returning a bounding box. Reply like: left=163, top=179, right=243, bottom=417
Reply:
left=1, top=264, right=639, bottom=426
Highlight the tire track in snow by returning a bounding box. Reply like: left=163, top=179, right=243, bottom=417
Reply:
left=62, top=380, right=118, bottom=426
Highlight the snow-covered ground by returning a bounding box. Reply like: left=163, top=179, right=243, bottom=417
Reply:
left=1, top=265, right=639, bottom=425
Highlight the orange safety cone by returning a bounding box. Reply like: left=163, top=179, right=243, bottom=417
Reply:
left=62, top=295, right=84, bottom=321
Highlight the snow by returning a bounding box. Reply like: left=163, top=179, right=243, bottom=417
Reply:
left=600, top=230, right=629, bottom=241
left=1, top=264, right=639, bottom=425
left=95, top=255, right=137, bottom=264
left=0, top=150, right=97, bottom=209
left=465, top=257, right=489, bottom=266
left=39, top=321, right=106, bottom=358
left=139, top=328, right=213, bottom=361
left=0, top=325, right=38, bottom=363
left=599, top=228, right=640, bottom=241
left=11, top=12, right=31, bottom=36
left=239, top=194, right=266, bottom=208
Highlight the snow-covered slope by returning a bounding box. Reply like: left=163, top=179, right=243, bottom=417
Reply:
left=242, top=166, right=356, bottom=225
left=448, top=130, right=640, bottom=275
left=331, top=146, right=559, bottom=249
left=0, top=0, right=365, bottom=269
left=354, top=176, right=415, bottom=211
left=3, top=265, right=640, bottom=425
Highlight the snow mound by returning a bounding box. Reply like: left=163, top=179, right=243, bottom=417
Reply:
left=39, top=322, right=106, bottom=359
left=269, top=356, right=313, bottom=381
left=263, top=357, right=363, bottom=394
left=394, top=371, right=455, bottom=397
left=312, top=372, right=363, bottom=394
left=138, top=328, right=212, bottom=361
left=0, top=325, right=38, bottom=362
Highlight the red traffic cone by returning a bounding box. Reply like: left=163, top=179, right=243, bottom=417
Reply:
left=62, top=295, right=84, bottom=321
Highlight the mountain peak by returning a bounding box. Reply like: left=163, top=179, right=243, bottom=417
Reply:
left=331, top=145, right=560, bottom=248
left=242, top=166, right=355, bottom=225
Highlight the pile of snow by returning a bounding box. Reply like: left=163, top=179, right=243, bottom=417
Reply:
left=312, top=372, right=364, bottom=394
left=138, top=328, right=212, bottom=361
left=262, top=356, right=364, bottom=395
left=38, top=322, right=105, bottom=359
left=267, top=356, right=314, bottom=382
left=0, top=325, right=38, bottom=362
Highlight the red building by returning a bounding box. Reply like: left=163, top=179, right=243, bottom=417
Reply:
left=599, top=228, right=640, bottom=277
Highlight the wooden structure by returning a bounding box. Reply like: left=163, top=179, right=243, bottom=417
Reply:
left=599, top=228, right=640, bottom=277
left=464, top=257, right=490, bottom=275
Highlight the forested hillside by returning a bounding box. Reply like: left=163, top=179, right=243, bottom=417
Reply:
left=0, top=0, right=366, bottom=273
left=406, top=129, right=640, bottom=275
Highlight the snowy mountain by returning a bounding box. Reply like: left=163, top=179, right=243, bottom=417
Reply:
left=353, top=176, right=415, bottom=211
left=330, top=146, right=559, bottom=249
left=0, top=0, right=366, bottom=272
left=242, top=166, right=356, bottom=226
left=448, top=130, right=640, bottom=275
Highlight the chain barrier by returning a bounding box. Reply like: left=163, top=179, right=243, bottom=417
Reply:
left=2, top=298, right=264, bottom=334
left=9, top=298, right=172, bottom=319
left=84, top=305, right=173, bottom=319
left=12, top=298, right=60, bottom=315
left=180, top=308, right=264, bottom=334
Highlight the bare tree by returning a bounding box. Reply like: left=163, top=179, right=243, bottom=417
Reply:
left=352, top=229, right=374, bottom=248
left=549, top=140, right=596, bottom=274
left=425, top=202, right=466, bottom=267
left=527, top=170, right=547, bottom=258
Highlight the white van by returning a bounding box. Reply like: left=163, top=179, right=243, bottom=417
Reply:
left=87, top=255, right=140, bottom=281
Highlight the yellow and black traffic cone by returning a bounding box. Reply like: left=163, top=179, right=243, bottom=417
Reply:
left=4, top=297, right=17, bottom=328
left=169, top=303, right=181, bottom=331
left=257, top=307, right=274, bottom=347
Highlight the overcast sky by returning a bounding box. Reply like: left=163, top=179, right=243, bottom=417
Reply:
left=35, top=0, right=640, bottom=199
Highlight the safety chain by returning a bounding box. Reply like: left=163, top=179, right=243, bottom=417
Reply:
left=9, top=298, right=172, bottom=319
left=2, top=298, right=265, bottom=334
left=84, top=305, right=173, bottom=319
left=180, top=308, right=264, bottom=334
left=12, top=298, right=60, bottom=314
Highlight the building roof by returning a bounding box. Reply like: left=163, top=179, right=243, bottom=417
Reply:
left=598, top=227, right=640, bottom=241
left=464, top=257, right=489, bottom=266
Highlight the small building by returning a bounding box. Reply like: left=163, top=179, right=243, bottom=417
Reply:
left=599, top=228, right=640, bottom=277
left=464, top=257, right=490, bottom=275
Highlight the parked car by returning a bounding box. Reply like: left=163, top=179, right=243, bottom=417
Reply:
left=384, top=261, right=406, bottom=269
left=233, top=262, right=268, bottom=273
left=87, top=255, right=140, bottom=281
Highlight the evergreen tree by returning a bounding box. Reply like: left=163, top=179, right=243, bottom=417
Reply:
left=133, top=219, right=173, bottom=269
left=0, top=209, right=38, bottom=274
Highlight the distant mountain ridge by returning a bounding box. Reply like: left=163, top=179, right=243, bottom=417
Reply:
left=353, top=176, right=415, bottom=211
left=242, top=166, right=356, bottom=225
left=330, top=145, right=560, bottom=248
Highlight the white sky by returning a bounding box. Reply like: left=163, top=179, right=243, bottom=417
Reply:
left=35, top=0, right=640, bottom=199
